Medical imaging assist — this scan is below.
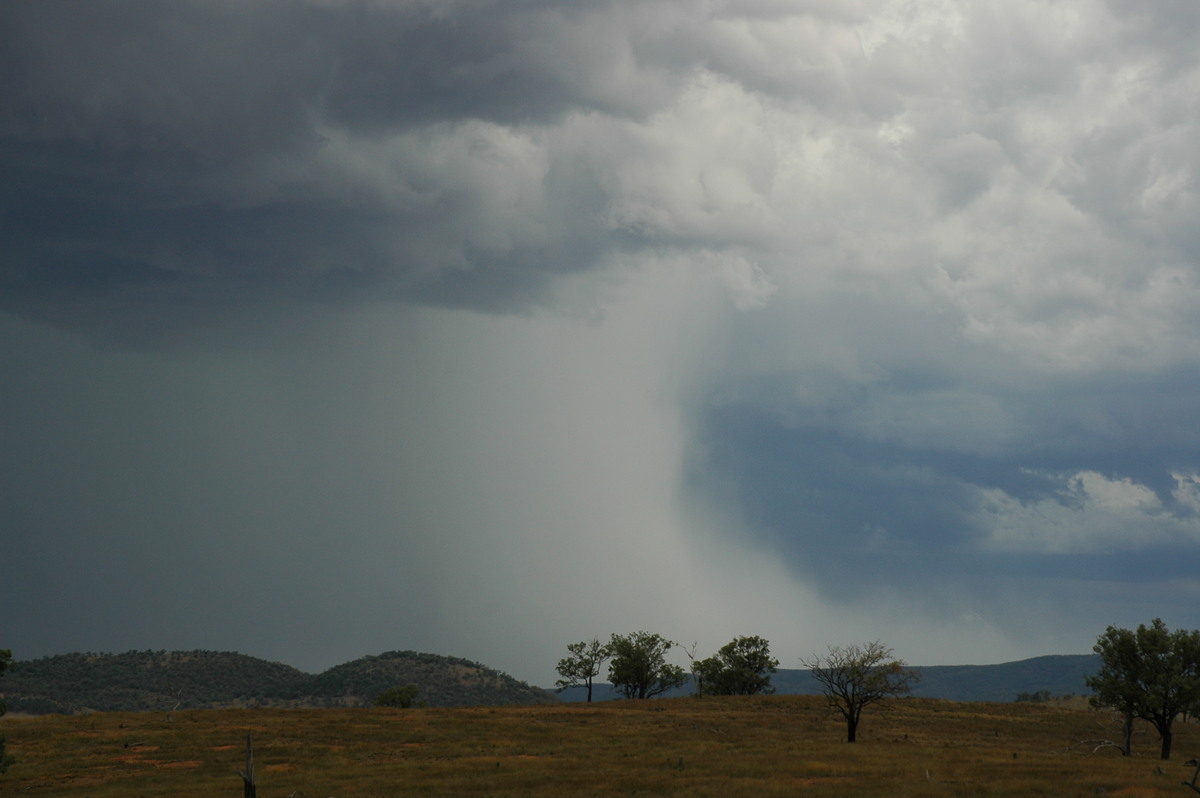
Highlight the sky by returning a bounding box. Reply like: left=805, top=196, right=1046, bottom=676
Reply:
left=4, top=0, right=1200, bottom=687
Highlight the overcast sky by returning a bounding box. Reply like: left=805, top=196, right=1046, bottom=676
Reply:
left=4, top=0, right=1200, bottom=686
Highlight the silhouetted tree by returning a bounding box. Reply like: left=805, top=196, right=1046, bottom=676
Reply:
left=1087, top=618, right=1200, bottom=760
left=693, top=635, right=778, bottom=696
left=607, top=632, right=687, bottom=699
left=555, top=638, right=611, bottom=702
left=802, top=641, right=918, bottom=743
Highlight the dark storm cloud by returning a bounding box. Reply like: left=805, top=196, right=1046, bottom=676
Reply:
left=1, top=1, right=642, bottom=154
left=0, top=1, right=685, bottom=341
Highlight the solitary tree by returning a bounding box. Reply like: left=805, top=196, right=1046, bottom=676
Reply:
left=801, top=641, right=918, bottom=743
left=1, top=649, right=15, bottom=774
left=693, top=635, right=779, bottom=696
left=607, top=631, right=687, bottom=699
left=1087, top=618, right=1200, bottom=760
left=374, top=684, right=420, bottom=708
left=555, top=638, right=611, bottom=703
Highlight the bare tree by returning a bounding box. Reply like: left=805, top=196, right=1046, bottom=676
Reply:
left=801, top=641, right=918, bottom=742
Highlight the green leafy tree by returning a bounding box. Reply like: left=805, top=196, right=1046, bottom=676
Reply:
left=1086, top=618, right=1200, bottom=760
left=374, top=684, right=420, bottom=708
left=1, top=649, right=15, bottom=774
left=1086, top=624, right=1141, bottom=757
left=607, top=632, right=687, bottom=699
left=555, top=638, right=611, bottom=703
left=693, top=635, right=778, bottom=696
left=801, top=641, right=918, bottom=743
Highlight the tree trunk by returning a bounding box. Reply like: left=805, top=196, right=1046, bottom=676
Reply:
left=1159, top=726, right=1172, bottom=761
left=1121, top=713, right=1132, bottom=757
left=846, top=718, right=858, bottom=743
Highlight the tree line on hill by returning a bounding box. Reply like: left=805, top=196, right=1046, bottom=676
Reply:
left=555, top=631, right=917, bottom=743
left=555, top=632, right=787, bottom=702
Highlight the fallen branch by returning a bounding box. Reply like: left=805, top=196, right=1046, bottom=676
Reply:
left=1183, top=758, right=1200, bottom=794
left=1068, top=739, right=1124, bottom=755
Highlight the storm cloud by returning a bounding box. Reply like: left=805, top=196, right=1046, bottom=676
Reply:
left=4, top=0, right=1200, bottom=682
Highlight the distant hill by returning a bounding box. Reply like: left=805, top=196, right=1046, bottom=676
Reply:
left=307, top=651, right=554, bottom=708
left=554, top=654, right=1101, bottom=703
left=909, top=654, right=1100, bottom=702
left=1, top=650, right=554, bottom=715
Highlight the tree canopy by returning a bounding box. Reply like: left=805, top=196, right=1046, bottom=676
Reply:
left=607, top=632, right=687, bottom=700
left=692, top=635, right=778, bottom=696
left=1086, top=618, right=1200, bottom=760
left=802, top=641, right=918, bottom=743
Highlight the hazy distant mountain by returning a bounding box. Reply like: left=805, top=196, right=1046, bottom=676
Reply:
left=554, top=654, right=1101, bottom=703
left=907, top=654, right=1100, bottom=702
left=2, top=650, right=554, bottom=714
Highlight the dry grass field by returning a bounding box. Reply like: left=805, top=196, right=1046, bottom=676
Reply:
left=1, top=695, right=1197, bottom=797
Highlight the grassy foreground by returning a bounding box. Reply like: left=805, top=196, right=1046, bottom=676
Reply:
left=1, top=695, right=1197, bottom=797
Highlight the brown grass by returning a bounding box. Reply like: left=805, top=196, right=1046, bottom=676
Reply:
left=1, top=696, right=1197, bottom=797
